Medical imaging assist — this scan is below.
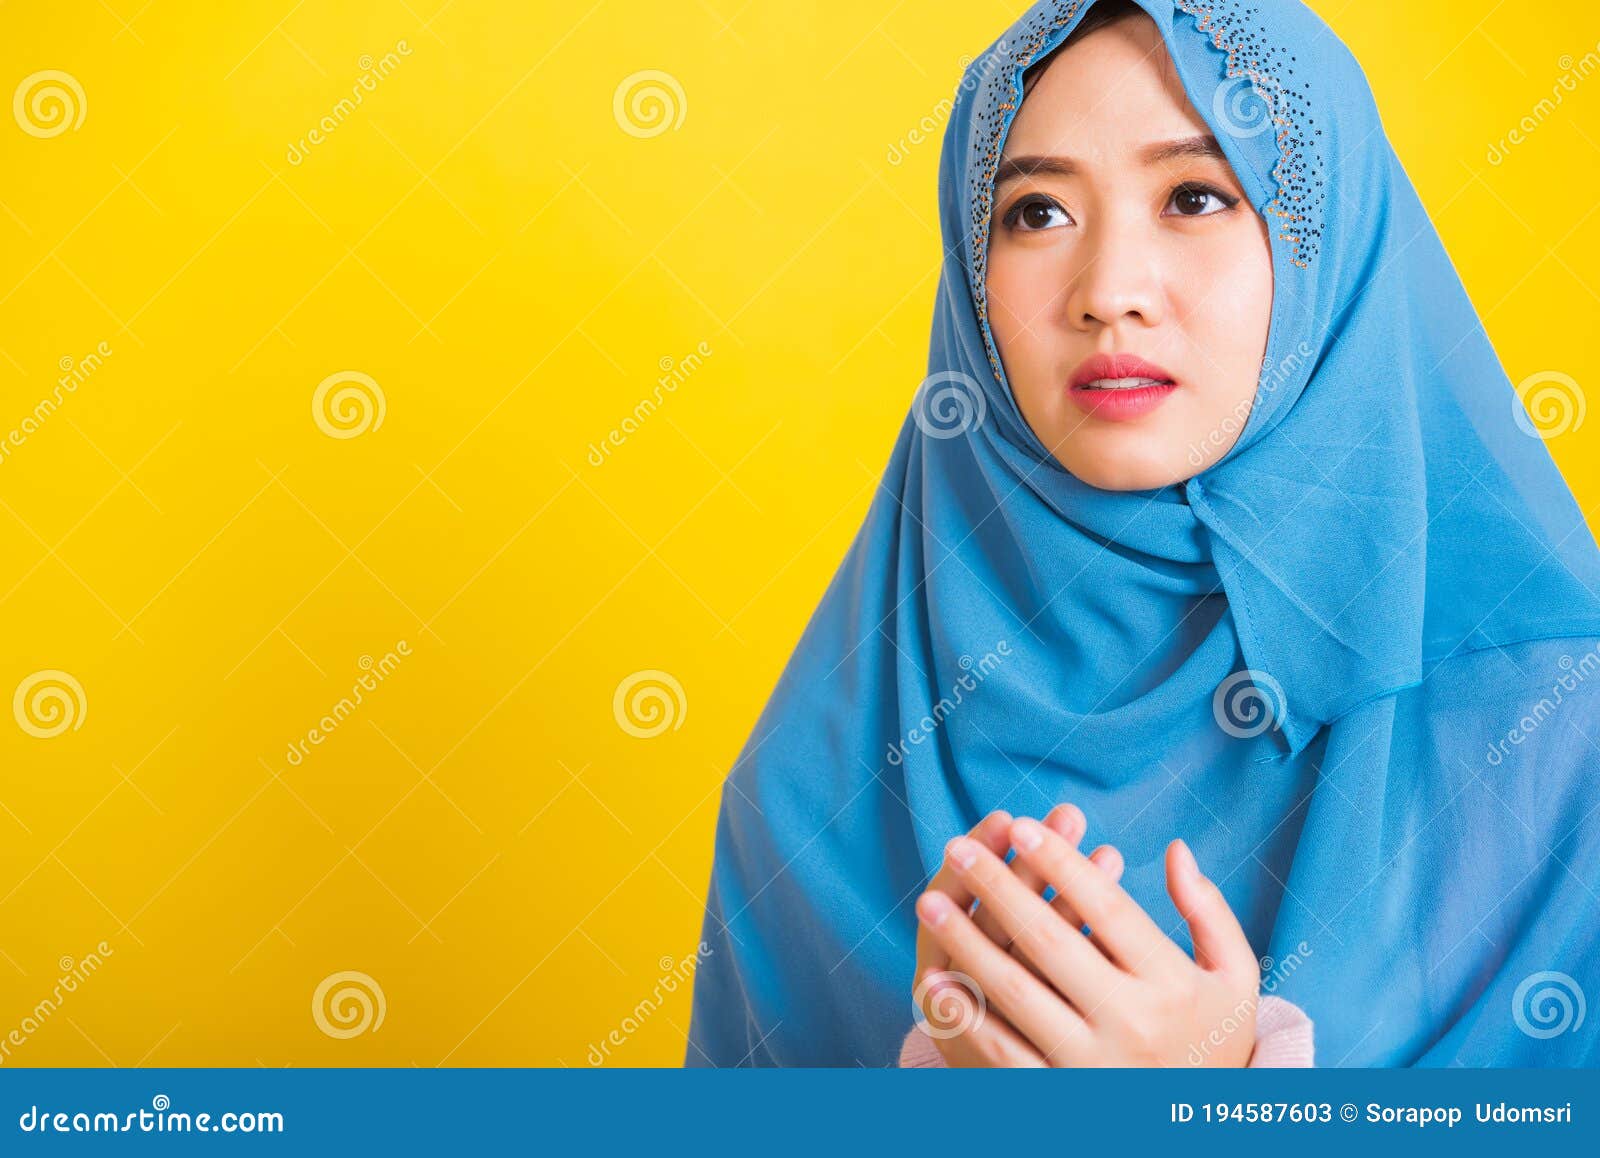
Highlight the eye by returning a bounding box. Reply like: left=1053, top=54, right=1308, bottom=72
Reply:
left=1001, top=194, right=1073, bottom=232
left=1165, top=182, right=1240, bottom=218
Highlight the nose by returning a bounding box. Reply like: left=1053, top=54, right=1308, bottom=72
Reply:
left=1062, top=217, right=1165, bottom=332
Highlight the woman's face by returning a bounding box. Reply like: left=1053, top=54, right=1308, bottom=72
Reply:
left=985, top=14, right=1274, bottom=492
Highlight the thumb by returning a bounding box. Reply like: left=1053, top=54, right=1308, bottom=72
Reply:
left=1165, top=838, right=1256, bottom=983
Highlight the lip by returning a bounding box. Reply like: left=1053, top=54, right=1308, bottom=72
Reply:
left=1067, top=352, right=1180, bottom=421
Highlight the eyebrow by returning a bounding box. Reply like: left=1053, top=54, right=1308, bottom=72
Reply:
left=994, top=135, right=1228, bottom=189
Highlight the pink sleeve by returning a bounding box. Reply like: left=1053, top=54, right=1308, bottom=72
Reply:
left=898, top=993, right=1314, bottom=1067
left=1245, top=993, right=1315, bottom=1066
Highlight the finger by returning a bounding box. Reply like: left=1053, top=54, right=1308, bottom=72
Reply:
left=916, top=889, right=1095, bottom=1066
left=974, top=804, right=1084, bottom=949
left=1053, top=843, right=1124, bottom=940
left=942, top=833, right=1125, bottom=1013
left=928, top=811, right=1015, bottom=909
left=1165, top=838, right=1258, bottom=983
left=982, top=806, right=1088, bottom=984
left=916, top=811, right=1014, bottom=979
left=1008, top=815, right=1193, bottom=982
left=1011, top=804, right=1086, bottom=896
left=911, top=969, right=1047, bottom=1068
left=1011, top=838, right=1122, bottom=978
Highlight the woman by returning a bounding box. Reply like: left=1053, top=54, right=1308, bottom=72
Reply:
left=685, top=0, right=1600, bottom=1067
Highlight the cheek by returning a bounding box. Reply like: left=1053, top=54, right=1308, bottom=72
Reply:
left=985, top=259, right=1060, bottom=396
left=985, top=263, right=1041, bottom=347
left=1175, top=237, right=1273, bottom=404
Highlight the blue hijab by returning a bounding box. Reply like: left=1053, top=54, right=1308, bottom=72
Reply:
left=686, top=0, right=1600, bottom=1067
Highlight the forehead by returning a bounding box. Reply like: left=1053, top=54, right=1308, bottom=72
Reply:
left=1023, top=12, right=1174, bottom=92
left=1007, top=21, right=1203, bottom=154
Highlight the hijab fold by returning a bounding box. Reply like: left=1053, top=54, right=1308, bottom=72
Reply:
left=686, top=0, right=1600, bottom=1067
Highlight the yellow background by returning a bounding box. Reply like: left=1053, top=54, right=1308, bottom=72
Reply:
left=0, top=0, right=1595, bottom=1067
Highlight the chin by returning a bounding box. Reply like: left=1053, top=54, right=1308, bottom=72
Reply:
left=1058, top=448, right=1186, bottom=493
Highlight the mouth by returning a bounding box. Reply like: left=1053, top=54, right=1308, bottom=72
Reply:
left=1075, top=376, right=1173, bottom=390
left=1067, top=352, right=1179, bottom=421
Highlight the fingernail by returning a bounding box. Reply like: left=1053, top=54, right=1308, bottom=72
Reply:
left=946, top=837, right=978, bottom=869
left=1176, top=838, right=1200, bottom=877
left=1062, top=804, right=1086, bottom=839
left=1012, top=816, right=1044, bottom=852
left=1048, top=802, right=1085, bottom=841
left=917, top=891, right=954, bottom=927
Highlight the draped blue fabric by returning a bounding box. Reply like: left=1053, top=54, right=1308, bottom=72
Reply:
left=685, top=0, right=1600, bottom=1066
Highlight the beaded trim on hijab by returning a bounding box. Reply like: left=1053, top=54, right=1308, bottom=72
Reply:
left=961, top=0, right=1327, bottom=388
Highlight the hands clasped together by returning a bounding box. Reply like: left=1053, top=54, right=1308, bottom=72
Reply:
left=911, top=804, right=1263, bottom=1067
